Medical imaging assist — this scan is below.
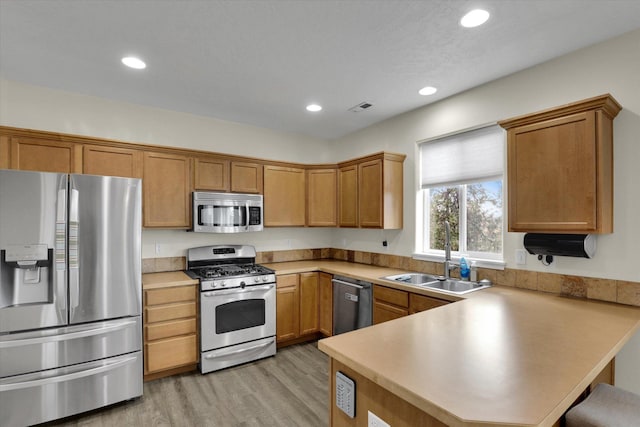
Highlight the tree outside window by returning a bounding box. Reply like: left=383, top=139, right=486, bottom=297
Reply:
left=425, top=180, right=502, bottom=258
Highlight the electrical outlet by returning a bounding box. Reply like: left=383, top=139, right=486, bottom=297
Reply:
left=515, top=249, right=527, bottom=265
left=155, top=243, right=161, bottom=255
left=368, top=411, right=390, bottom=427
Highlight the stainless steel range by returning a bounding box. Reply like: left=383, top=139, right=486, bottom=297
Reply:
left=185, top=245, right=276, bottom=374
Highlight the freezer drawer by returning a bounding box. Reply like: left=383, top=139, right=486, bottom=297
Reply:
left=0, top=351, right=142, bottom=427
left=0, top=317, right=142, bottom=378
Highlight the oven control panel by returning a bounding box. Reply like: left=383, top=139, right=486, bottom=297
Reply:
left=201, top=274, right=276, bottom=291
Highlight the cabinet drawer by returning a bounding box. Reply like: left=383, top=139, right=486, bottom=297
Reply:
left=145, top=286, right=197, bottom=306
left=373, top=301, right=408, bottom=324
left=145, top=318, right=197, bottom=341
left=410, top=294, right=448, bottom=313
left=374, top=286, right=408, bottom=308
left=277, top=274, right=299, bottom=289
left=145, top=302, right=196, bottom=324
left=145, top=335, right=197, bottom=373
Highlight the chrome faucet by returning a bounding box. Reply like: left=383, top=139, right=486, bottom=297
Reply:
left=443, top=221, right=454, bottom=279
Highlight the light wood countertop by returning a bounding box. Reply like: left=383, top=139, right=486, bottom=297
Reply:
left=264, top=260, right=640, bottom=427
left=142, top=271, right=198, bottom=290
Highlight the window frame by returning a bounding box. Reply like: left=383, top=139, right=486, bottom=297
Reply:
left=414, top=125, right=506, bottom=269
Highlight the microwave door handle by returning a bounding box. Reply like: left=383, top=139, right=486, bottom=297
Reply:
left=245, top=202, right=249, bottom=230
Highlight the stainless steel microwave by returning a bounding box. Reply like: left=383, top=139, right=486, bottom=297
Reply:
left=192, top=192, right=263, bottom=233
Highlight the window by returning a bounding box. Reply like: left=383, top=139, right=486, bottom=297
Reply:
left=417, top=125, right=504, bottom=264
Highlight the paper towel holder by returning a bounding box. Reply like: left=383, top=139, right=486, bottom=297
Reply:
left=523, top=233, right=596, bottom=265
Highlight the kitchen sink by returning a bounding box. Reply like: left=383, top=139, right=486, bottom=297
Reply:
left=381, top=273, right=491, bottom=295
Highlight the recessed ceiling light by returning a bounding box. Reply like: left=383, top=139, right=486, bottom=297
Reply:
left=306, top=104, right=322, bottom=112
left=418, top=86, right=438, bottom=96
left=121, top=56, right=146, bottom=69
left=460, top=9, right=490, bottom=28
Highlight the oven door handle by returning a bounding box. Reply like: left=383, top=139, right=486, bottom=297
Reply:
left=204, top=338, right=275, bottom=359
left=202, top=284, right=274, bottom=297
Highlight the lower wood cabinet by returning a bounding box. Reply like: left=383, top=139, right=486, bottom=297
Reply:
left=143, top=284, right=198, bottom=381
left=373, top=285, right=409, bottom=324
left=318, top=272, right=333, bottom=336
left=276, top=274, right=300, bottom=343
left=374, top=285, right=449, bottom=324
left=276, top=272, right=320, bottom=344
left=299, top=272, right=319, bottom=335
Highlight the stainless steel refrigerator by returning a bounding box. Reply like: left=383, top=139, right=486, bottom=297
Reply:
left=0, top=169, right=143, bottom=427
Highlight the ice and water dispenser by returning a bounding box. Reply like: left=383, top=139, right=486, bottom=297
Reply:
left=0, top=244, right=54, bottom=308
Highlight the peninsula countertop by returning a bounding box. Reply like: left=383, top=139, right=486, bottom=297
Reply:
left=263, top=260, right=640, bottom=427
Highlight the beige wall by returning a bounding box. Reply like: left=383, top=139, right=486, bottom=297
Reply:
left=0, top=77, right=337, bottom=257
left=331, top=28, right=640, bottom=283
left=1, top=29, right=639, bottom=393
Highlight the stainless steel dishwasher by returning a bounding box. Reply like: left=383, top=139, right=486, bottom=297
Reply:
left=332, top=276, right=372, bottom=335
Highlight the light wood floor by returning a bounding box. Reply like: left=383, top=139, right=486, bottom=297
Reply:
left=44, top=342, right=329, bottom=427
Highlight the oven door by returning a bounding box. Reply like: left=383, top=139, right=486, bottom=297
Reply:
left=200, top=283, right=275, bottom=352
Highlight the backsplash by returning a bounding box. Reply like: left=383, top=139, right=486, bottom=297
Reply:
left=143, top=248, right=640, bottom=307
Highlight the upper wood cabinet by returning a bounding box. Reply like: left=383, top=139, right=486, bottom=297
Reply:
left=193, top=156, right=230, bottom=191
left=338, top=164, right=358, bottom=227
left=499, top=94, right=621, bottom=233
left=338, top=152, right=405, bottom=229
left=264, top=165, right=306, bottom=226
left=6, top=136, right=82, bottom=173
left=83, top=144, right=142, bottom=178
left=231, top=161, right=263, bottom=194
left=307, top=168, right=337, bottom=227
left=143, top=151, right=191, bottom=228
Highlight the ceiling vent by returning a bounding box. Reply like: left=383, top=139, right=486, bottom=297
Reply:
left=348, top=102, right=373, bottom=113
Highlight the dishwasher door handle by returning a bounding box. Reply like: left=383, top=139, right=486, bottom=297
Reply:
left=332, top=279, right=364, bottom=289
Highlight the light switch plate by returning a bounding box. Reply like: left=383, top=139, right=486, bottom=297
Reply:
left=336, top=371, right=355, bottom=418
left=516, top=249, right=527, bottom=265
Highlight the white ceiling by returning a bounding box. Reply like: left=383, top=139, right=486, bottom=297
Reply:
left=1, top=1, right=640, bottom=141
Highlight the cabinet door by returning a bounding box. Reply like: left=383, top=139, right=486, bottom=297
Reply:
left=194, top=156, right=230, bottom=191
left=338, top=165, right=358, bottom=227
left=143, top=151, right=191, bottom=228
left=307, top=168, right=337, bottom=226
left=318, top=272, right=333, bottom=336
left=276, top=275, right=299, bottom=343
left=359, top=159, right=383, bottom=228
left=299, top=272, right=319, bottom=336
left=10, top=137, right=82, bottom=173
left=231, top=161, right=263, bottom=194
left=264, top=165, right=306, bottom=226
left=83, top=145, right=142, bottom=178
left=508, top=111, right=600, bottom=232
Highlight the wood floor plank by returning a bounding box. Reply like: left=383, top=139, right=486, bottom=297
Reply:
left=43, top=342, right=328, bottom=427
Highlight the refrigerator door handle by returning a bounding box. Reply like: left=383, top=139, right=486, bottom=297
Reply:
left=55, top=185, right=68, bottom=318
left=0, top=319, right=139, bottom=349
left=0, top=355, right=138, bottom=392
left=68, top=187, right=80, bottom=310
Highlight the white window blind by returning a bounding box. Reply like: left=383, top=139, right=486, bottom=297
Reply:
left=420, top=125, right=504, bottom=188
